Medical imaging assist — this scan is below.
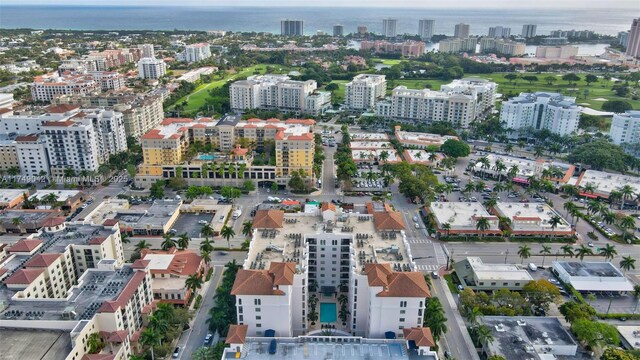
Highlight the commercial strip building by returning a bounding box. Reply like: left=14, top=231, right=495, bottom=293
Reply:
left=376, top=78, right=497, bottom=129
left=479, top=38, right=526, bottom=56
left=609, top=110, right=640, bottom=147
left=230, top=74, right=330, bottom=115
left=574, top=169, right=640, bottom=199
left=344, top=74, right=387, bottom=110
left=552, top=261, right=635, bottom=293
left=231, top=205, right=434, bottom=346
left=135, top=116, right=316, bottom=188
left=453, top=257, right=534, bottom=291
left=535, top=45, right=579, bottom=59
left=0, top=189, right=28, bottom=208
left=141, top=247, right=204, bottom=306
left=500, top=92, right=581, bottom=136
left=137, top=57, right=167, bottom=79
left=0, top=219, right=155, bottom=360
left=427, top=202, right=501, bottom=237
left=176, top=66, right=217, bottom=83
left=480, top=316, right=580, bottom=360
left=394, top=126, right=458, bottom=149
left=403, top=149, right=443, bottom=166
left=0, top=209, right=63, bottom=234
left=360, top=40, right=425, bottom=58
left=471, top=154, right=575, bottom=185
left=492, top=202, right=574, bottom=237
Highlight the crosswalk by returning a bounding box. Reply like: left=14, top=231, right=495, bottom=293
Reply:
left=434, top=244, right=448, bottom=265
left=416, top=264, right=441, bottom=271
left=407, top=238, right=432, bottom=244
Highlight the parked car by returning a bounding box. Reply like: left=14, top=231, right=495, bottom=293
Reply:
left=204, top=333, right=213, bottom=345
left=172, top=347, right=181, bottom=359
left=431, top=271, right=439, bottom=279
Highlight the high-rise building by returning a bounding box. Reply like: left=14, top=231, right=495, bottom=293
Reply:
left=454, top=23, right=470, bottom=38
left=626, top=18, right=640, bottom=58
left=333, top=25, right=344, bottom=37
left=619, top=31, right=630, bottom=48
left=535, top=45, right=579, bottom=59
left=345, top=74, right=387, bottom=110
left=438, top=37, right=477, bottom=54
left=488, top=26, right=511, bottom=38
left=31, top=74, right=100, bottom=102
left=137, top=57, right=166, bottom=79
left=418, top=19, right=435, bottom=41
left=137, top=43, right=155, bottom=58
left=376, top=78, right=496, bottom=129
left=610, top=111, right=640, bottom=146
left=360, top=40, right=425, bottom=58
left=479, top=38, right=526, bottom=56
left=357, top=25, right=368, bottom=35
left=184, top=43, right=212, bottom=63
left=521, top=24, right=537, bottom=38
left=382, top=18, right=398, bottom=38
left=500, top=92, right=580, bottom=136
left=281, top=19, right=304, bottom=36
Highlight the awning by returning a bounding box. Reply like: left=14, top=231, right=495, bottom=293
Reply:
left=265, top=329, right=275, bottom=337
left=512, top=177, right=529, bottom=184
left=385, top=331, right=397, bottom=339
left=579, top=192, right=598, bottom=199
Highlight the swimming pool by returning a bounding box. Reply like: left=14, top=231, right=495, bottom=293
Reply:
left=198, top=154, right=219, bottom=161
left=320, top=302, right=337, bottom=323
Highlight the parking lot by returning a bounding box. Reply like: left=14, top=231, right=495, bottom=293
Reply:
left=171, top=212, right=214, bottom=238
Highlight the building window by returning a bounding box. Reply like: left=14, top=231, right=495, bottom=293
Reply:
left=399, top=318, right=405, bottom=322
left=256, top=308, right=261, bottom=312
left=400, top=310, right=405, bottom=314
left=491, top=282, right=496, bottom=286
left=256, top=316, right=261, bottom=320
left=254, top=299, right=261, bottom=305
left=400, top=301, right=407, bottom=308
left=256, top=324, right=261, bottom=328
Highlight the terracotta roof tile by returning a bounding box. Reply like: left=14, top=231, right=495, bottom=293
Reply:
left=372, top=211, right=405, bottom=230
left=7, top=239, right=42, bottom=253
left=46, top=104, right=79, bottom=113
left=226, top=324, right=249, bottom=344
left=103, top=219, right=119, bottom=226
left=106, top=330, right=128, bottom=343
left=4, top=268, right=45, bottom=285
left=131, top=259, right=150, bottom=269
left=42, top=217, right=65, bottom=227
left=321, top=202, right=336, bottom=212
left=252, top=210, right=284, bottom=229
left=269, top=262, right=295, bottom=286
left=24, top=253, right=62, bottom=268
left=403, top=327, right=435, bottom=347
left=142, top=249, right=203, bottom=276
left=378, top=272, right=431, bottom=298
left=99, top=271, right=147, bottom=312
left=365, top=263, right=392, bottom=287
left=231, top=269, right=285, bottom=296
left=88, top=236, right=108, bottom=245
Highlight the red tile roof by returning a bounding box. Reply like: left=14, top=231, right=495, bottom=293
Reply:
left=231, top=269, right=284, bottom=296
left=106, top=330, right=128, bottom=343
left=131, top=259, right=150, bottom=269
left=15, top=135, right=39, bottom=142
left=4, top=268, right=45, bottom=285
left=103, top=219, right=119, bottom=226
left=46, top=104, right=79, bottom=114
left=226, top=324, right=249, bottom=344
left=88, top=236, right=108, bottom=245
left=141, top=129, right=163, bottom=139
left=142, top=249, right=203, bottom=276
left=7, top=239, right=42, bottom=253
left=252, top=210, right=284, bottom=229
left=372, top=211, right=405, bottom=231
left=378, top=272, right=431, bottom=298
left=24, top=253, right=62, bottom=268
left=403, top=327, right=435, bottom=347
left=269, top=262, right=295, bottom=286
left=364, top=263, right=392, bottom=287
left=161, top=117, right=193, bottom=125
left=42, top=217, right=65, bottom=227
left=99, top=271, right=147, bottom=312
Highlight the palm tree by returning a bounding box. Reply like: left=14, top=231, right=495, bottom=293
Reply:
left=619, top=216, right=637, bottom=242
left=517, top=244, right=531, bottom=264
left=563, top=202, right=575, bottom=219
left=148, top=314, right=170, bottom=338
left=140, top=328, right=161, bottom=360
left=608, top=190, right=623, bottom=209
left=575, top=244, right=594, bottom=262
left=620, top=256, right=636, bottom=274
left=475, top=324, right=494, bottom=347
left=185, top=274, right=203, bottom=294
left=464, top=182, right=475, bottom=197
left=475, top=217, right=491, bottom=239
left=200, top=238, right=214, bottom=254
left=242, top=220, right=253, bottom=238
left=483, top=198, right=497, bottom=209
left=135, top=240, right=151, bottom=252
left=504, top=144, right=514, bottom=154
left=201, top=223, right=214, bottom=240
left=539, top=245, right=552, bottom=267
left=464, top=306, right=483, bottom=326
left=442, top=223, right=451, bottom=238
left=220, top=225, right=235, bottom=249
left=201, top=250, right=211, bottom=268
left=43, top=193, right=59, bottom=209
left=176, top=233, right=190, bottom=250
left=601, top=210, right=616, bottom=225
left=549, top=215, right=563, bottom=242
left=87, top=333, right=104, bottom=354
left=561, top=244, right=574, bottom=258
left=161, top=233, right=176, bottom=251
left=599, top=244, right=617, bottom=261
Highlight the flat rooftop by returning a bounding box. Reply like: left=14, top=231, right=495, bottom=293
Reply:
left=0, top=328, right=72, bottom=360
left=350, top=133, right=389, bottom=141
left=0, top=264, right=136, bottom=322
left=552, top=261, right=635, bottom=292
left=352, top=149, right=400, bottom=163
left=350, top=141, right=393, bottom=150
left=465, top=257, right=533, bottom=282
left=43, top=223, right=118, bottom=254
left=481, top=316, right=578, bottom=360
left=245, top=213, right=415, bottom=274
left=555, top=261, right=623, bottom=278
left=403, top=150, right=443, bottom=164
left=0, top=209, right=60, bottom=225
left=0, top=189, right=26, bottom=204
left=81, top=199, right=130, bottom=223
left=225, top=337, right=436, bottom=360
left=473, top=154, right=573, bottom=181
left=114, top=199, right=181, bottom=228
left=29, top=190, right=81, bottom=201
left=395, top=130, right=458, bottom=147
left=577, top=170, right=640, bottom=197
left=429, top=202, right=499, bottom=231
left=493, top=202, right=571, bottom=233
left=617, top=326, right=640, bottom=350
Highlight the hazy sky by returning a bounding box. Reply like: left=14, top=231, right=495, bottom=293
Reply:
left=4, top=0, right=640, bottom=7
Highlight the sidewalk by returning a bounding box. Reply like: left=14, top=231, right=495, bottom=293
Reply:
left=439, top=277, right=481, bottom=360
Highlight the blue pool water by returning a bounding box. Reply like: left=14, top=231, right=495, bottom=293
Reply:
left=320, top=303, right=337, bottom=323
left=198, top=154, right=218, bottom=161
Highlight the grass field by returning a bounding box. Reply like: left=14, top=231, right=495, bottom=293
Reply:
left=170, top=64, right=295, bottom=113
left=371, top=58, right=404, bottom=66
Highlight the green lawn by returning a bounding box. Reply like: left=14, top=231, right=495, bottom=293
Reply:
left=371, top=58, right=404, bottom=66
left=170, top=64, right=295, bottom=113
left=321, top=80, right=349, bottom=99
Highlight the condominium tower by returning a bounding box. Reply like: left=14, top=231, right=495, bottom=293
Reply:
left=281, top=20, right=304, bottom=36
left=626, top=18, right=640, bottom=58
left=454, top=23, right=470, bottom=38
left=184, top=43, right=212, bottom=63
left=500, top=92, right=581, bottom=136
left=137, top=57, right=166, bottom=79
left=609, top=111, right=640, bottom=146
left=418, top=19, right=435, bottom=41
left=333, top=25, right=344, bottom=37
left=344, top=74, right=387, bottom=110
left=521, top=24, right=537, bottom=38
left=382, top=18, right=398, bottom=38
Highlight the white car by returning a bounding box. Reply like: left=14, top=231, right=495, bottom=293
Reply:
left=198, top=220, right=208, bottom=225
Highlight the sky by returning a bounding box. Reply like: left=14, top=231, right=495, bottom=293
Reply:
left=3, top=0, right=640, bottom=7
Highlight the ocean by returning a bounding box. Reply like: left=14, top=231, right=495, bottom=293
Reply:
left=0, top=5, right=637, bottom=36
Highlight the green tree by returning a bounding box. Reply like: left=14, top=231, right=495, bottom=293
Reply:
left=561, top=244, right=574, bottom=258
left=441, top=139, right=470, bottom=158
left=288, top=170, right=305, bottom=191
left=185, top=274, right=203, bottom=294
left=475, top=217, right=491, bottom=238
left=242, top=220, right=253, bottom=238
left=423, top=298, right=447, bottom=341
left=150, top=180, right=165, bottom=199
left=475, top=324, right=494, bottom=347
left=567, top=140, right=630, bottom=172
left=576, top=244, right=594, bottom=262
left=559, top=301, right=596, bottom=323
left=220, top=225, right=235, bottom=249
left=140, top=328, right=161, bottom=360
left=161, top=233, right=176, bottom=251
left=602, top=100, right=632, bottom=113
left=620, top=256, right=636, bottom=273
left=544, top=75, right=557, bottom=86
left=562, top=73, right=580, bottom=86
left=201, top=223, right=214, bottom=240
left=177, top=232, right=190, bottom=250
left=504, top=73, right=518, bottom=85
left=539, top=245, right=552, bottom=267
left=598, top=244, right=617, bottom=261
left=87, top=333, right=105, bottom=354
left=571, top=319, right=619, bottom=349
left=601, top=347, right=639, bottom=360
left=517, top=244, right=531, bottom=264
left=522, top=279, right=560, bottom=311
left=585, top=74, right=598, bottom=85
left=135, top=240, right=151, bottom=252
left=242, top=180, right=256, bottom=192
